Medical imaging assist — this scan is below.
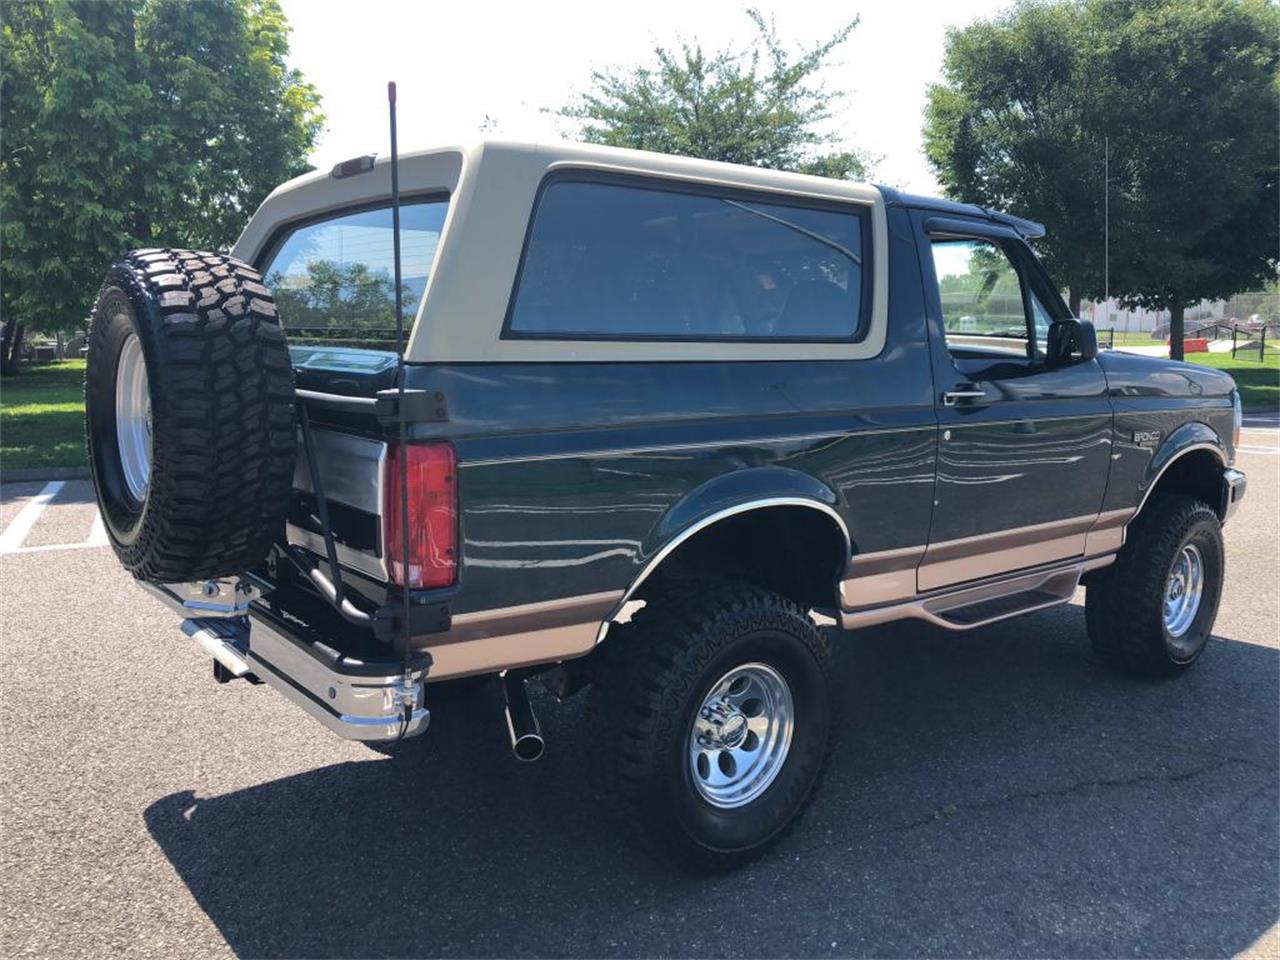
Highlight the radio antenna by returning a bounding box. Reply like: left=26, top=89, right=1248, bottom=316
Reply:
left=388, top=80, right=415, bottom=730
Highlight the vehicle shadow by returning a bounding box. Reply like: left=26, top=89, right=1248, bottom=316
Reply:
left=144, top=604, right=1279, bottom=958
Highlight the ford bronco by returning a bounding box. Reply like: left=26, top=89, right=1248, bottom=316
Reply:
left=84, top=139, right=1246, bottom=868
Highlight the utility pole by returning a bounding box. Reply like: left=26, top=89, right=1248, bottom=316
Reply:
left=1104, top=135, right=1110, bottom=316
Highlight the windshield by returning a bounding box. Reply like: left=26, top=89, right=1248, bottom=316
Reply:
left=262, top=198, right=449, bottom=351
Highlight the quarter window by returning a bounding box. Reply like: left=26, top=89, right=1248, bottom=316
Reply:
left=506, top=179, right=868, bottom=341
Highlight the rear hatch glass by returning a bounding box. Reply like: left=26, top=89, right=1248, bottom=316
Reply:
left=262, top=198, right=449, bottom=352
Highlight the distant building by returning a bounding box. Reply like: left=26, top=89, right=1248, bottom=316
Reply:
left=1078, top=297, right=1225, bottom=334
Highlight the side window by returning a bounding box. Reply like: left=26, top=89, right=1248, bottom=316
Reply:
left=262, top=200, right=449, bottom=345
left=930, top=237, right=1039, bottom=359
left=506, top=179, right=868, bottom=341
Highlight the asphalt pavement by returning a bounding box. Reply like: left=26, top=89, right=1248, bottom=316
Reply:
left=2, top=425, right=1277, bottom=959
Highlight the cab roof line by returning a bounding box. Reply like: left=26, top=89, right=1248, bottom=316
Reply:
left=877, top=185, right=1045, bottom=240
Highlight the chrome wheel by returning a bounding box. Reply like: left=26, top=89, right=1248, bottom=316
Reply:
left=689, top=662, right=794, bottom=809
left=1164, top=544, right=1204, bottom=639
left=114, top=332, right=152, bottom=502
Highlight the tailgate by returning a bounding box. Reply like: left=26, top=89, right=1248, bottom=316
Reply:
left=287, top=345, right=398, bottom=584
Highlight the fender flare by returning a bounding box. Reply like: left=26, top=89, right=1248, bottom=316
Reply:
left=1132, top=421, right=1227, bottom=520
left=598, top=467, right=851, bottom=638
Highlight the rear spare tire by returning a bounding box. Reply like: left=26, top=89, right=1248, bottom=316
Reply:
left=85, top=248, right=295, bottom=582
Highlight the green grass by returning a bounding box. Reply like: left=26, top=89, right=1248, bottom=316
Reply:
left=1186, top=349, right=1280, bottom=412
left=1, top=359, right=87, bottom=470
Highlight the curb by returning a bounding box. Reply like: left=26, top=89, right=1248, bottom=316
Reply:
left=1, top=466, right=91, bottom=483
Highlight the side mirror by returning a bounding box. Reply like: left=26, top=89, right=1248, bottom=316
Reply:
left=1046, top=318, right=1098, bottom=366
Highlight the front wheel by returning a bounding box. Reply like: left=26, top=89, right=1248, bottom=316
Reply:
left=1086, top=494, right=1225, bottom=677
left=590, top=583, right=833, bottom=870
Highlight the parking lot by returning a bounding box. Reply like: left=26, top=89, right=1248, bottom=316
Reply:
left=2, top=422, right=1276, bottom=959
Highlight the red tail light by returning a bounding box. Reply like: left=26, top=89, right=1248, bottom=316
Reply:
left=384, top=442, right=457, bottom=589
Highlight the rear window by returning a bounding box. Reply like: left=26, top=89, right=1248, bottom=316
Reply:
left=262, top=199, right=448, bottom=348
left=505, top=179, right=869, bottom=342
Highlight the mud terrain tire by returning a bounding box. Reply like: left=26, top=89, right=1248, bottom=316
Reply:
left=85, top=248, right=295, bottom=582
left=589, top=582, right=834, bottom=870
left=1086, top=493, right=1224, bottom=677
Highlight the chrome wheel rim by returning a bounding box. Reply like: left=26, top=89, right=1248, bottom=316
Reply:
left=1164, top=544, right=1204, bottom=639
left=114, top=332, right=152, bottom=502
left=689, top=662, right=794, bottom=809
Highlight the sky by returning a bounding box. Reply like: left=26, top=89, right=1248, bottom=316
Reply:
left=278, top=0, right=1011, bottom=196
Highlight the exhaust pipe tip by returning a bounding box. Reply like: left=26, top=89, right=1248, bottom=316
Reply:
left=502, top=673, right=545, bottom=762
left=510, top=730, right=545, bottom=762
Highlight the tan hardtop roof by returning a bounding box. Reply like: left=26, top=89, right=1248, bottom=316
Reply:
left=233, top=138, right=889, bottom=364
left=262, top=137, right=879, bottom=208
left=233, top=139, right=881, bottom=264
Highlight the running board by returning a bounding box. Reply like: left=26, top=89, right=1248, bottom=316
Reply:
left=840, top=555, right=1113, bottom=632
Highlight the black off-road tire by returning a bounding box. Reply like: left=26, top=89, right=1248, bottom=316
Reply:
left=1086, top=494, right=1224, bottom=678
left=589, top=582, right=834, bottom=870
left=85, top=248, right=295, bottom=583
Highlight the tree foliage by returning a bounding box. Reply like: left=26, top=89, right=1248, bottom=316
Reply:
left=0, top=0, right=323, bottom=351
left=558, top=9, right=871, bottom=181
left=924, top=2, right=1101, bottom=312
left=924, top=0, right=1278, bottom=357
left=268, top=260, right=409, bottom=336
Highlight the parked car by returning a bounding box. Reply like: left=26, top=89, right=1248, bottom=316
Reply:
left=83, top=140, right=1246, bottom=868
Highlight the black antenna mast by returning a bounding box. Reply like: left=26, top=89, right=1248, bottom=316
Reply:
left=388, top=80, right=415, bottom=730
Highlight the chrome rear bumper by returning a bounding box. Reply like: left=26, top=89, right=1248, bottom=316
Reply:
left=142, top=582, right=430, bottom=742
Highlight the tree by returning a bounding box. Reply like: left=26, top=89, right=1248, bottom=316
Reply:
left=0, top=0, right=322, bottom=372
left=924, top=0, right=1278, bottom=360
left=1094, top=0, right=1278, bottom=359
left=923, top=2, right=1103, bottom=315
left=268, top=260, right=410, bottom=336
left=557, top=9, right=872, bottom=181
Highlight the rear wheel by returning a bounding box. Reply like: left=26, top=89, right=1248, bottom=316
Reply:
left=590, top=583, right=833, bottom=869
left=1086, top=494, right=1224, bottom=677
left=85, top=249, right=295, bottom=583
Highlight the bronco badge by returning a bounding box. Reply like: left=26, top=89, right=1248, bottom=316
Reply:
left=1133, top=429, right=1163, bottom=445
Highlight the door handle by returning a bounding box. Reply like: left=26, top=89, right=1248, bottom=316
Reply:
left=942, top=386, right=987, bottom=406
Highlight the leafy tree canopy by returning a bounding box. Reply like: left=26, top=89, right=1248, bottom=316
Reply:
left=1, top=0, right=323, bottom=346
left=924, top=0, right=1278, bottom=357
left=268, top=260, right=412, bottom=340
left=558, top=9, right=872, bottom=181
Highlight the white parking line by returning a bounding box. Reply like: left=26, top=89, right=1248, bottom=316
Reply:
left=0, top=481, right=64, bottom=554
left=1238, top=445, right=1279, bottom=455
left=4, top=540, right=111, bottom=555
left=88, top=511, right=109, bottom=546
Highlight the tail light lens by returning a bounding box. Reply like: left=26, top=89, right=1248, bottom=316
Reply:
left=384, top=441, right=457, bottom=589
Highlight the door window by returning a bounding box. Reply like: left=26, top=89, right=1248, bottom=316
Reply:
left=930, top=237, right=1050, bottom=360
